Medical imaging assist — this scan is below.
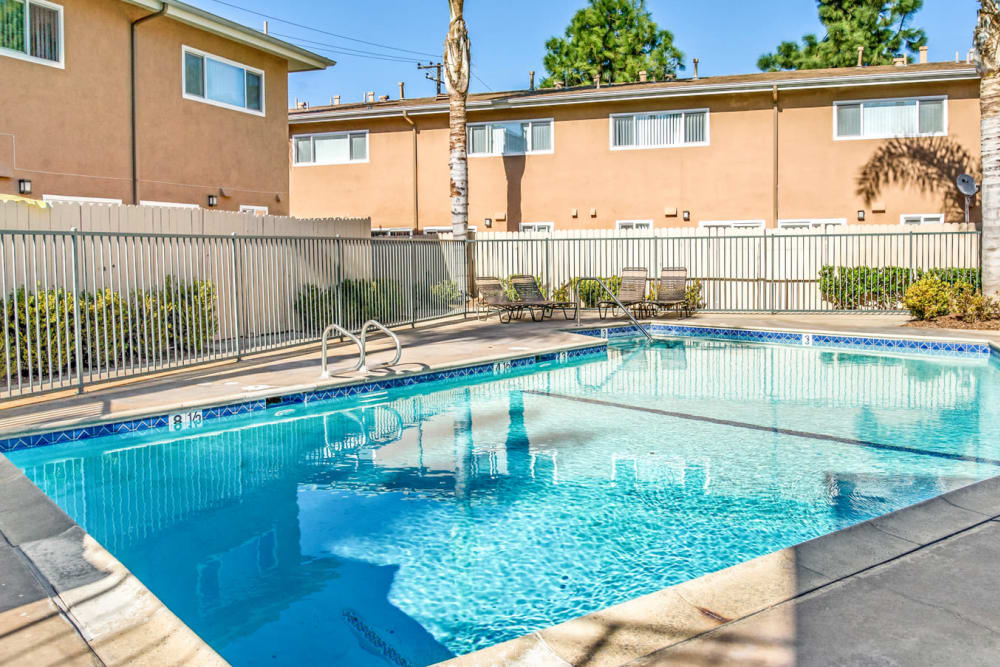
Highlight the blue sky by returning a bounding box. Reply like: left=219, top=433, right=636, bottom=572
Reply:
left=189, top=0, right=980, bottom=106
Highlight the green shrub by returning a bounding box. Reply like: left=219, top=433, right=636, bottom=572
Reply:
left=574, top=276, right=622, bottom=308
left=430, top=280, right=461, bottom=304
left=1, top=277, right=217, bottom=381
left=903, top=276, right=952, bottom=320
left=950, top=282, right=1000, bottom=322
left=818, top=266, right=982, bottom=310
left=685, top=280, right=705, bottom=311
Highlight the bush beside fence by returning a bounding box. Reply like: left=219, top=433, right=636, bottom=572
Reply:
left=818, top=266, right=982, bottom=310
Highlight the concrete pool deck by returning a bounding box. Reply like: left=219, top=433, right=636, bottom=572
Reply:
left=1, top=311, right=999, bottom=665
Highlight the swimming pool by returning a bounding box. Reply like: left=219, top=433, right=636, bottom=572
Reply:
left=7, top=334, right=1000, bottom=665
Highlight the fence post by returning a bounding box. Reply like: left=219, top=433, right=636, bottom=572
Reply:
left=545, top=236, right=552, bottom=297
left=69, top=227, right=84, bottom=393
left=230, top=232, right=242, bottom=361
left=335, top=236, right=344, bottom=330
left=768, top=229, right=777, bottom=314
left=409, top=240, right=416, bottom=327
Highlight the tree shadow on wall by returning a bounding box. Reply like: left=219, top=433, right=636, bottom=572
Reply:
left=855, top=137, right=981, bottom=222
left=503, top=154, right=525, bottom=229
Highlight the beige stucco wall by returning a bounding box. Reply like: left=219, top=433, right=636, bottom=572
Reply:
left=289, top=77, right=981, bottom=231
left=0, top=0, right=290, bottom=215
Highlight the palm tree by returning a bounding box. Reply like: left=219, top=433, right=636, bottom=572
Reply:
left=444, top=0, right=470, bottom=239
left=976, top=0, right=1000, bottom=294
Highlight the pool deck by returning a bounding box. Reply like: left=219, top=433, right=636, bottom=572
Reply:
left=1, top=311, right=999, bottom=666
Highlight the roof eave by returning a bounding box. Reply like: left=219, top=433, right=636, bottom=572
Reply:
left=289, top=67, right=978, bottom=123
left=124, top=0, right=334, bottom=71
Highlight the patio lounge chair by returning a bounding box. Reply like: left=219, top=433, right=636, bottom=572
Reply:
left=509, top=274, right=578, bottom=321
left=598, top=267, right=649, bottom=319
left=476, top=277, right=523, bottom=323
left=648, top=267, right=690, bottom=318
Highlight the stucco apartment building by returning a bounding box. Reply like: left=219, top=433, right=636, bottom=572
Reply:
left=289, top=57, right=981, bottom=234
left=1, top=0, right=331, bottom=215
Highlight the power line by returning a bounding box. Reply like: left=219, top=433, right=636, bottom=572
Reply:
left=200, top=0, right=440, bottom=58
left=269, top=32, right=423, bottom=63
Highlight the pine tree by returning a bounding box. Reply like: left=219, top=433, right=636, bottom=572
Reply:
left=541, top=0, right=684, bottom=88
left=758, top=0, right=927, bottom=71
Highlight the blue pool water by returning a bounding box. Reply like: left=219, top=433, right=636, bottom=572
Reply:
left=8, top=338, right=1000, bottom=665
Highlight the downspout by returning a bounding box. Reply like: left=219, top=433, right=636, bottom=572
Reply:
left=402, top=110, right=419, bottom=231
left=131, top=3, right=167, bottom=205
left=772, top=85, right=779, bottom=228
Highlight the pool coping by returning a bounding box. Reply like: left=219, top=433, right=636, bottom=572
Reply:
left=436, top=473, right=1000, bottom=667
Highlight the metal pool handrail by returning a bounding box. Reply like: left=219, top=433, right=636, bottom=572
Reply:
left=361, top=320, right=403, bottom=371
left=320, top=324, right=364, bottom=378
left=575, top=276, right=652, bottom=341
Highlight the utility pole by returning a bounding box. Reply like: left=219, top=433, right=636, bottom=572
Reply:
left=418, top=61, right=444, bottom=96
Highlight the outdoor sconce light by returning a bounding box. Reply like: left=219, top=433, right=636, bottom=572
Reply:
left=857, top=210, right=865, bottom=221
left=17, top=179, right=31, bottom=195
left=484, top=218, right=493, bottom=228
left=682, top=210, right=690, bottom=221
left=207, top=194, right=218, bottom=207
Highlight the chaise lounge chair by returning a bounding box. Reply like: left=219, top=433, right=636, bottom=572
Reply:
left=476, top=277, right=523, bottom=323
left=598, top=267, right=649, bottom=319
left=509, top=274, right=578, bottom=321
left=648, top=267, right=690, bottom=318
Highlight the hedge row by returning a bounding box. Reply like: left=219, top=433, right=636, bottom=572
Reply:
left=1, top=278, right=216, bottom=379
left=293, top=278, right=460, bottom=331
left=818, top=266, right=980, bottom=310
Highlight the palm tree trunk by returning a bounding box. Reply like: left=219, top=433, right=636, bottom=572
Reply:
left=977, top=1, right=1000, bottom=294
left=982, top=75, right=1000, bottom=294
left=445, top=0, right=470, bottom=240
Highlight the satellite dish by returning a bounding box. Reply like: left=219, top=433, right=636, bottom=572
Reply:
left=957, top=173, right=980, bottom=196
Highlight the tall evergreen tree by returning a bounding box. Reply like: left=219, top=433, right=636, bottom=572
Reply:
left=541, top=0, right=684, bottom=88
left=758, top=0, right=927, bottom=71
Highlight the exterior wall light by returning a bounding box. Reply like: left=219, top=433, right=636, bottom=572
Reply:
left=484, top=218, right=492, bottom=228
left=682, top=210, right=690, bottom=221
left=857, top=210, right=865, bottom=221
left=17, top=179, right=31, bottom=195
left=207, top=194, right=218, bottom=207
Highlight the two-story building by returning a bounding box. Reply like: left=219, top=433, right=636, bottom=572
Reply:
left=1, top=0, right=332, bottom=214
left=288, top=58, right=980, bottom=233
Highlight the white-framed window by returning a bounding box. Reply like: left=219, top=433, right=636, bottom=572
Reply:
left=468, top=119, right=553, bottom=156
left=372, top=228, right=413, bottom=237
left=699, top=220, right=766, bottom=231
left=292, top=130, right=369, bottom=165
left=421, top=226, right=477, bottom=235
left=901, top=213, right=945, bottom=225
left=239, top=205, right=268, bottom=216
left=43, top=194, right=122, bottom=205
left=139, top=200, right=200, bottom=209
left=0, top=0, right=63, bottom=68
left=777, top=218, right=847, bottom=230
left=616, top=220, right=653, bottom=231
left=611, top=108, right=709, bottom=150
left=834, top=96, right=946, bottom=140
left=182, top=46, right=264, bottom=116
left=518, top=222, right=554, bottom=233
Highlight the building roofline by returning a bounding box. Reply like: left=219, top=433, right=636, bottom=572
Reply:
left=124, top=0, right=335, bottom=71
left=289, top=63, right=978, bottom=123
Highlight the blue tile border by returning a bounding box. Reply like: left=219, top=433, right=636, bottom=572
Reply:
left=576, top=322, right=991, bottom=359
left=0, top=344, right=608, bottom=454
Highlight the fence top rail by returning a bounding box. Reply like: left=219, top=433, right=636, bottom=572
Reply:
left=470, top=230, right=982, bottom=243
left=0, top=228, right=471, bottom=244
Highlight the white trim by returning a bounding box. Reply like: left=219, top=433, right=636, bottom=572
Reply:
left=609, top=108, right=710, bottom=151
left=291, top=130, right=370, bottom=166
left=139, top=199, right=200, bottom=209
left=615, top=219, right=653, bottom=230
left=372, top=227, right=413, bottom=237
left=900, top=213, right=945, bottom=225
left=699, top=219, right=766, bottom=229
left=833, top=95, right=947, bottom=141
left=518, top=222, right=554, bottom=232
left=422, top=225, right=478, bottom=232
left=0, top=0, right=64, bottom=69
left=123, top=0, right=333, bottom=72
left=777, top=218, right=847, bottom=229
left=467, top=118, right=554, bottom=157
left=291, top=67, right=978, bottom=123
left=239, top=204, right=268, bottom=215
left=43, top=194, right=122, bottom=205
left=182, top=45, right=265, bottom=117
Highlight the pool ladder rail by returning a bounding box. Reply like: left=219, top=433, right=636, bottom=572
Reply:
left=320, top=320, right=402, bottom=378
